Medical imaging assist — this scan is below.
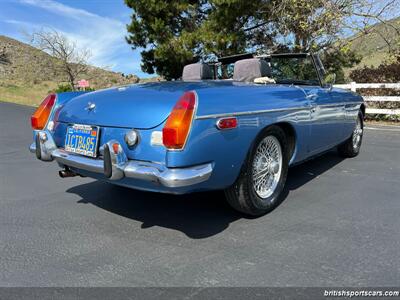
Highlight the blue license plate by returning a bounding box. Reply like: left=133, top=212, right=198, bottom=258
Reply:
left=64, top=124, right=99, bottom=157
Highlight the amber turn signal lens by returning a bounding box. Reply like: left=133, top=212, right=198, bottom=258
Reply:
left=162, top=91, right=196, bottom=150
left=31, top=94, right=56, bottom=130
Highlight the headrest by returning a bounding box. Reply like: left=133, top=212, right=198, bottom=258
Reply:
left=182, top=63, right=212, bottom=81
left=233, top=58, right=271, bottom=82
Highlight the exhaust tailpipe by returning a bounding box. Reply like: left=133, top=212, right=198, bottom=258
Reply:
left=59, top=168, right=77, bottom=178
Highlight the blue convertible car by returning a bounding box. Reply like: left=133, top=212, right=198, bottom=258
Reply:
left=30, top=53, right=364, bottom=216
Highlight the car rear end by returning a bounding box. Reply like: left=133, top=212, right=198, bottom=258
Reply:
left=29, top=85, right=214, bottom=194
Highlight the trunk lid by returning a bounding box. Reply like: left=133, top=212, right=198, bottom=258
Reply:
left=57, top=84, right=186, bottom=129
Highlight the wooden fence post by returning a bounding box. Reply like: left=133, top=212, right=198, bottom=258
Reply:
left=351, top=82, right=357, bottom=92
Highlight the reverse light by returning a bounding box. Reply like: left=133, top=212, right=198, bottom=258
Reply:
left=162, top=91, right=196, bottom=150
left=125, top=129, right=139, bottom=147
left=47, top=120, right=55, bottom=131
left=31, top=94, right=56, bottom=130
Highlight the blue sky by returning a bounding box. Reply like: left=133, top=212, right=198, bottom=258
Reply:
left=0, top=0, right=150, bottom=78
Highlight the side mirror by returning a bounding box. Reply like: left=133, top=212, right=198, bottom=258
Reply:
left=325, top=73, right=336, bottom=91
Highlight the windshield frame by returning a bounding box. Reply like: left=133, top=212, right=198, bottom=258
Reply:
left=209, top=52, right=325, bottom=87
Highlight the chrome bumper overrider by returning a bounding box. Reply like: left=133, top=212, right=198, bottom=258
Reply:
left=30, top=131, right=213, bottom=188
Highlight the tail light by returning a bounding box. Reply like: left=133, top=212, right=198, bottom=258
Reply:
left=31, top=94, right=56, bottom=130
left=162, top=91, right=196, bottom=150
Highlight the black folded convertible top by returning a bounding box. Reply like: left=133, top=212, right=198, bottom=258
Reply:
left=217, top=52, right=309, bottom=65
left=217, top=53, right=254, bottom=65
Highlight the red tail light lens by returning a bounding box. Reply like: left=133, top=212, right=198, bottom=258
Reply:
left=31, top=94, right=56, bottom=130
left=162, top=91, right=196, bottom=150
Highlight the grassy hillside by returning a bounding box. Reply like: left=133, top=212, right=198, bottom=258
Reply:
left=0, top=35, right=141, bottom=106
left=348, top=17, right=400, bottom=67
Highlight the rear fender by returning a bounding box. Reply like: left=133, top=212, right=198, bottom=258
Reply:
left=166, top=110, right=305, bottom=190
left=165, top=115, right=271, bottom=190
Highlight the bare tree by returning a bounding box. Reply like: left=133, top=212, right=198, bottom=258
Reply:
left=244, top=0, right=400, bottom=53
left=29, top=28, right=91, bottom=90
left=0, top=47, right=10, bottom=65
left=339, top=0, right=400, bottom=52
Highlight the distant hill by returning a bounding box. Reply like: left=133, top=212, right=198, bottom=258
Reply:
left=0, top=35, right=141, bottom=106
left=348, top=16, right=400, bottom=67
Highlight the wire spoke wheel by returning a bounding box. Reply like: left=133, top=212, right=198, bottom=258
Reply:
left=338, top=111, right=364, bottom=158
left=352, top=116, right=363, bottom=149
left=225, top=125, right=289, bottom=216
left=252, top=135, right=283, bottom=199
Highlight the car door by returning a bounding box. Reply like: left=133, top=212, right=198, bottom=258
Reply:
left=306, top=86, right=345, bottom=154
left=269, top=53, right=345, bottom=155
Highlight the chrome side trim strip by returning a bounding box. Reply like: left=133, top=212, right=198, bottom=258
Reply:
left=195, top=101, right=363, bottom=120
left=195, top=106, right=305, bottom=120
left=345, top=101, right=364, bottom=106
left=317, top=101, right=362, bottom=108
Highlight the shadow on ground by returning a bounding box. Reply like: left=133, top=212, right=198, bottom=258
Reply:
left=67, top=150, right=344, bottom=238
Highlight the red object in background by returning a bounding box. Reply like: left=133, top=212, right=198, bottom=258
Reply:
left=78, top=79, right=89, bottom=88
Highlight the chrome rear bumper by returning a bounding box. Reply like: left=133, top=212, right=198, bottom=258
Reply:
left=30, top=131, right=213, bottom=188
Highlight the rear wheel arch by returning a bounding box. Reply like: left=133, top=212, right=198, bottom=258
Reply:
left=241, top=122, right=297, bottom=169
left=237, top=122, right=296, bottom=176
left=273, top=122, right=296, bottom=162
left=360, top=103, right=366, bottom=119
left=338, top=110, right=364, bottom=157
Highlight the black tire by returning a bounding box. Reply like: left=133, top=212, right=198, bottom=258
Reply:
left=338, top=111, right=364, bottom=158
left=224, top=125, right=289, bottom=216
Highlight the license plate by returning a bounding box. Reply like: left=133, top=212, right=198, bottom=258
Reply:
left=64, top=124, right=99, bottom=157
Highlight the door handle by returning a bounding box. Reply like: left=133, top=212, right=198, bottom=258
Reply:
left=306, top=93, right=317, bottom=100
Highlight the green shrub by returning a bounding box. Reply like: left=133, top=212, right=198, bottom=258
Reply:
left=54, top=84, right=74, bottom=93
left=350, top=51, right=400, bottom=83
left=53, top=84, right=95, bottom=93
left=83, top=87, right=95, bottom=92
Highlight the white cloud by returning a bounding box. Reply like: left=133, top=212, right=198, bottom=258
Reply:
left=19, top=0, right=100, bottom=20
left=17, top=0, right=143, bottom=76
